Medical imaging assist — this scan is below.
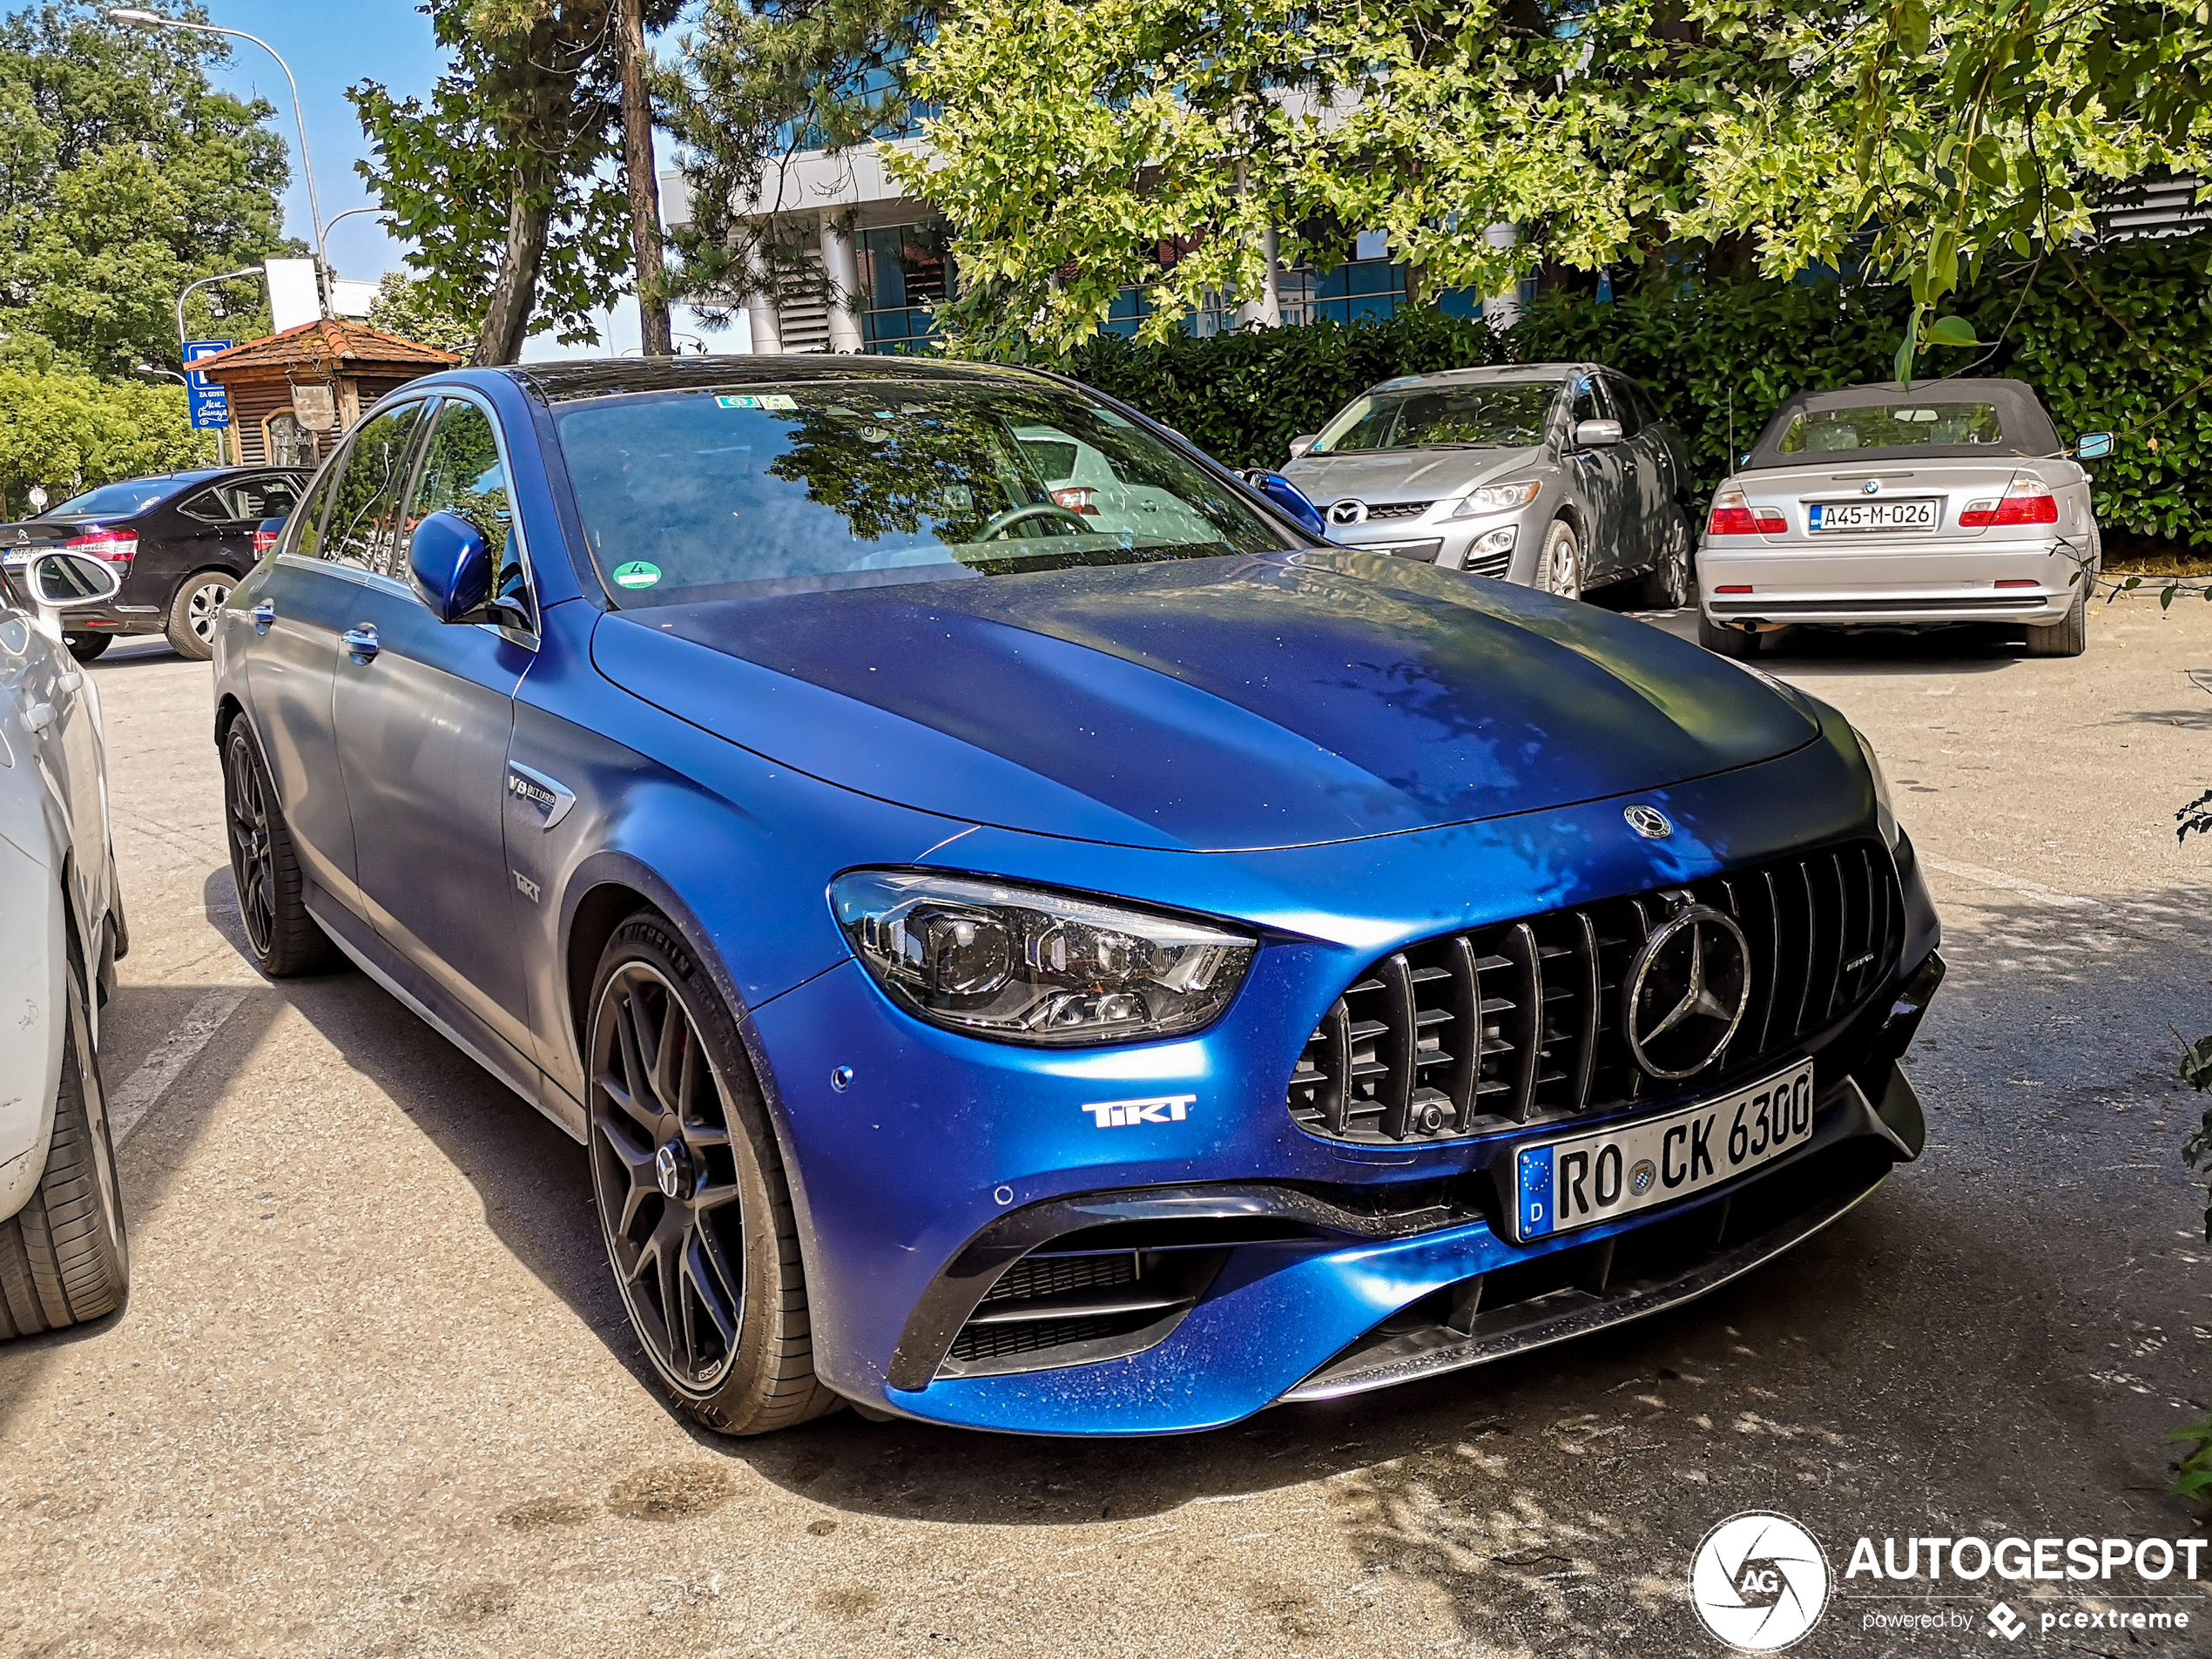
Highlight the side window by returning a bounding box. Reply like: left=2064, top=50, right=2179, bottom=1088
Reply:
left=1568, top=375, right=1614, bottom=437
left=1602, top=376, right=1642, bottom=438
left=181, top=475, right=304, bottom=524
left=320, top=401, right=434, bottom=573
left=405, top=399, right=530, bottom=624
left=178, top=487, right=231, bottom=524
left=291, top=446, right=351, bottom=562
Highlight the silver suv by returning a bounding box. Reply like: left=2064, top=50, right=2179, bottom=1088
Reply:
left=1280, top=364, right=1696, bottom=602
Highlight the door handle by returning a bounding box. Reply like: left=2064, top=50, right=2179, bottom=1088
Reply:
left=251, top=599, right=275, bottom=634
left=23, top=701, right=55, bottom=733
left=342, top=624, right=380, bottom=662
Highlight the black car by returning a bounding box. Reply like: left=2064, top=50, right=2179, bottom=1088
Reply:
left=0, top=467, right=307, bottom=660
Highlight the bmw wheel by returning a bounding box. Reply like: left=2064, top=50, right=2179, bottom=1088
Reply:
left=1537, top=520, right=1582, bottom=600
left=586, top=914, right=840, bottom=1435
left=1697, top=610, right=1762, bottom=659
left=166, top=570, right=233, bottom=661
left=222, top=718, right=334, bottom=976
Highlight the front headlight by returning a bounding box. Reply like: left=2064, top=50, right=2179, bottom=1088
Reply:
left=1449, top=480, right=1541, bottom=518
left=1851, top=725, right=1901, bottom=848
left=832, top=871, right=1256, bottom=1046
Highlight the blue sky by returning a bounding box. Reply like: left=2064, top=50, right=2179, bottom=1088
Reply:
left=190, top=1, right=743, bottom=356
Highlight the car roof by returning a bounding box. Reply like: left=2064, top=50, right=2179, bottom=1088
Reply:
left=1367, top=364, right=1583, bottom=393
left=503, top=354, right=1062, bottom=406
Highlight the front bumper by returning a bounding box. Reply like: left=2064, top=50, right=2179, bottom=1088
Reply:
left=1698, top=533, right=2085, bottom=627
left=1327, top=510, right=1529, bottom=580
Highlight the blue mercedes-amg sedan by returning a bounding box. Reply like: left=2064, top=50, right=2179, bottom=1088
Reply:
left=212, top=357, right=1941, bottom=1437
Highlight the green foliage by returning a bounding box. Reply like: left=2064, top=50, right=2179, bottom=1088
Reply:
left=363, top=271, right=479, bottom=356
left=0, top=2, right=293, bottom=376
left=0, top=354, right=206, bottom=516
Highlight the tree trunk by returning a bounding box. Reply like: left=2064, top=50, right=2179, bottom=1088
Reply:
left=475, top=158, right=551, bottom=367
left=621, top=0, right=672, bottom=357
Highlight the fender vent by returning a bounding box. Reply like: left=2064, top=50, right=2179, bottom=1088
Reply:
left=1286, top=842, right=1902, bottom=1144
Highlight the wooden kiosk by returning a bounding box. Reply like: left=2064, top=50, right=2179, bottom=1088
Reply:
left=191, top=320, right=461, bottom=469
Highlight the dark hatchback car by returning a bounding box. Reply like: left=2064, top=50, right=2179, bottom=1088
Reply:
left=0, top=466, right=307, bottom=660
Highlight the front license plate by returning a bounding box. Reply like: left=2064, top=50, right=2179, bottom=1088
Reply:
left=1513, top=1061, right=1817, bottom=1242
left=1807, top=498, right=1939, bottom=532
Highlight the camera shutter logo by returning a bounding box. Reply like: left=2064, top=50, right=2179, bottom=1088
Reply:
left=1689, top=1512, right=1831, bottom=1651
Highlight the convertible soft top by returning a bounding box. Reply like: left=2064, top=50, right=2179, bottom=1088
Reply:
left=1748, top=377, right=2063, bottom=466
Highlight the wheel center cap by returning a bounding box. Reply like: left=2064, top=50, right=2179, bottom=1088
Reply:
left=653, top=1141, right=690, bottom=1201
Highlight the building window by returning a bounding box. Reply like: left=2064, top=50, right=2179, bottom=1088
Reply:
left=858, top=220, right=952, bottom=352
left=1280, top=259, right=1407, bottom=327
left=264, top=410, right=314, bottom=468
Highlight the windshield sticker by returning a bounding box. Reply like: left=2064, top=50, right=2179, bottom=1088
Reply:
left=611, top=561, right=662, bottom=590
left=715, top=394, right=796, bottom=411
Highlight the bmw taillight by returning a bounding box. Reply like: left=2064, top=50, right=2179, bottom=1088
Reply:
left=65, top=529, right=138, bottom=564
left=1707, top=489, right=1786, bottom=536
left=1959, top=477, right=2058, bottom=528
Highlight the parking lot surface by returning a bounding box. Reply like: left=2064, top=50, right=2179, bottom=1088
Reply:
left=3, top=597, right=2209, bottom=1657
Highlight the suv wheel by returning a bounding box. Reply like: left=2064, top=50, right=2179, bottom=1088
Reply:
left=166, top=570, right=234, bottom=661
left=1536, top=520, right=1582, bottom=600
left=586, top=914, right=840, bottom=1436
left=1641, top=509, right=1694, bottom=609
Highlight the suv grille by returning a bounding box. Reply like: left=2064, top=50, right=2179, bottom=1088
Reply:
left=1363, top=500, right=1433, bottom=521
left=1286, top=842, right=1902, bottom=1144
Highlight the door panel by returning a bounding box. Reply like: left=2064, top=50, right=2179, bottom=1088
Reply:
left=251, top=558, right=365, bottom=906
left=1567, top=374, right=1636, bottom=577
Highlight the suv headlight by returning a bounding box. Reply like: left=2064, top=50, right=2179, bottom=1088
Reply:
left=1851, top=725, right=1901, bottom=848
left=832, top=871, right=1256, bottom=1046
left=1450, top=480, right=1541, bottom=517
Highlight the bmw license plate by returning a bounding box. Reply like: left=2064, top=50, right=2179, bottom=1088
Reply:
left=1807, top=498, right=1938, bottom=532
left=1512, top=1061, right=1816, bottom=1242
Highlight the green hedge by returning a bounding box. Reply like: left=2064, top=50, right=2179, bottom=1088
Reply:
left=1055, top=233, right=2212, bottom=548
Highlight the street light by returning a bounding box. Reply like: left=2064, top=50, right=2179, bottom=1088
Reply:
left=175, top=266, right=262, bottom=354
left=106, top=9, right=328, bottom=310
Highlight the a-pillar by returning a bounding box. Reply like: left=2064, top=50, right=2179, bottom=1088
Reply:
left=819, top=211, right=864, bottom=354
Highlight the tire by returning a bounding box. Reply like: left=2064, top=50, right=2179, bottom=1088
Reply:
left=1698, top=610, right=1762, bottom=659
left=586, top=913, right=840, bottom=1436
left=222, top=716, right=334, bottom=976
left=2024, top=577, right=2088, bottom=658
left=64, top=634, right=111, bottom=663
left=1641, top=509, right=1694, bottom=609
left=165, top=569, right=234, bottom=661
left=1535, top=519, right=1583, bottom=599
left=0, top=922, right=128, bottom=1339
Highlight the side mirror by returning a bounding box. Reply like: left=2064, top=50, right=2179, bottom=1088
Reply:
left=1286, top=435, right=1318, bottom=460
left=2074, top=431, right=2114, bottom=462
left=406, top=510, right=493, bottom=624
left=1574, top=418, right=1624, bottom=448
left=1239, top=469, right=1328, bottom=537
left=22, top=550, right=122, bottom=644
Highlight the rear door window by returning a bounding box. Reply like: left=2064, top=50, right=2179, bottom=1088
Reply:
left=320, top=402, right=435, bottom=573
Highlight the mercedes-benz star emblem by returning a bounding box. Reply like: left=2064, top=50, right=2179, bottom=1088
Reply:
left=1861, top=478, right=1881, bottom=495
left=1624, top=902, right=1751, bottom=1079
left=653, top=1142, right=686, bottom=1200
left=1326, top=498, right=1369, bottom=527
left=1623, top=804, right=1673, bottom=840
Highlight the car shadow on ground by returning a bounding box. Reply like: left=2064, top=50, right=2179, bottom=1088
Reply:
left=1615, top=603, right=2033, bottom=677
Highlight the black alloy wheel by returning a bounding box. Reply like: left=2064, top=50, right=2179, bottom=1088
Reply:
left=220, top=720, right=332, bottom=976
left=590, top=957, right=751, bottom=1394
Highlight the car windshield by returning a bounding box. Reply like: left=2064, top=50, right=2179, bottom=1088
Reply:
left=44, top=478, right=181, bottom=517
left=1310, top=382, right=1558, bottom=454
left=1777, top=401, right=2006, bottom=455
left=553, top=380, right=1291, bottom=604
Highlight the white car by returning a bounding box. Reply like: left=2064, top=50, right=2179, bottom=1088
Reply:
left=0, top=550, right=129, bottom=1338
left=1696, top=377, right=2108, bottom=658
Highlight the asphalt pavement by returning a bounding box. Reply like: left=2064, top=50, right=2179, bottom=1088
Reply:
left=3, top=595, right=2209, bottom=1658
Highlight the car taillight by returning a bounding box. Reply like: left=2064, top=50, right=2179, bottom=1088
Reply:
left=1049, top=487, right=1098, bottom=516
left=65, top=529, right=138, bottom=564
left=1707, top=490, right=1786, bottom=535
left=1958, top=478, right=2058, bottom=528
left=253, top=528, right=281, bottom=556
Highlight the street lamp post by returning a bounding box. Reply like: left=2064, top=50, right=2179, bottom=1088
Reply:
left=106, top=9, right=328, bottom=310
left=134, top=364, right=217, bottom=465
left=172, top=266, right=260, bottom=467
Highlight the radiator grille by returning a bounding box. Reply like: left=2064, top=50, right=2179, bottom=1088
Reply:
left=1286, top=842, right=1901, bottom=1145
left=1362, top=499, right=1433, bottom=521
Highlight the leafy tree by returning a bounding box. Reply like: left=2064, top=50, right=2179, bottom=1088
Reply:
left=363, top=271, right=480, bottom=355
left=351, top=0, right=679, bottom=365
left=0, top=1, right=293, bottom=375
left=664, top=0, right=931, bottom=324
left=0, top=348, right=205, bottom=516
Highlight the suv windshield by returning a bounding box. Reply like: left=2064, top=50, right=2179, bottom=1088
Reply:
left=555, top=380, right=1290, bottom=604
left=45, top=477, right=185, bottom=517
left=1311, top=381, right=1559, bottom=454
left=1777, top=401, right=2006, bottom=455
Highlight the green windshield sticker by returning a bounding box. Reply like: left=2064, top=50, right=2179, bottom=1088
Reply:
left=611, top=561, right=661, bottom=590
left=715, top=394, right=796, bottom=410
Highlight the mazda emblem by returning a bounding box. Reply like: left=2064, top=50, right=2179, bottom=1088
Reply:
left=1623, top=804, right=1673, bottom=840
left=1326, top=498, right=1369, bottom=527
left=1623, top=903, right=1751, bottom=1079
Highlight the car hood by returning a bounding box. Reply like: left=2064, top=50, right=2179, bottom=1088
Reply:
left=590, top=550, right=1821, bottom=853
left=1281, top=446, right=1545, bottom=506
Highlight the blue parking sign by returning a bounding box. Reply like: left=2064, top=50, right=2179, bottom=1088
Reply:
left=183, top=339, right=232, bottom=429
